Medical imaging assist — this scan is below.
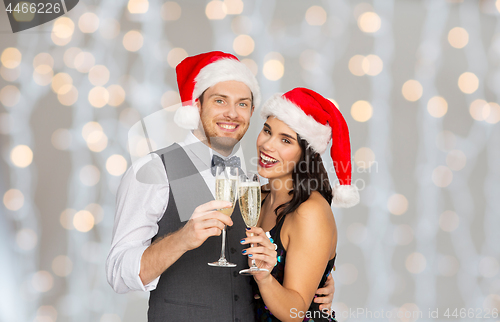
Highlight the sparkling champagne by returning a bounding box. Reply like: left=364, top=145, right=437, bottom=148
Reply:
left=238, top=182, right=261, bottom=227
left=216, top=178, right=237, bottom=216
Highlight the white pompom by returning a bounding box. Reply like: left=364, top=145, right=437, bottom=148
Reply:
left=332, top=183, right=360, bottom=208
left=174, top=105, right=200, bottom=130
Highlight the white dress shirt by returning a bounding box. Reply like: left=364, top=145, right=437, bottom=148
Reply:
left=106, top=132, right=245, bottom=293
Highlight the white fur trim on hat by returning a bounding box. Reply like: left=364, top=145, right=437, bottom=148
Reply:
left=193, top=58, right=261, bottom=108
left=174, top=105, right=200, bottom=130
left=332, top=183, right=360, bottom=208
left=260, top=94, right=332, bottom=154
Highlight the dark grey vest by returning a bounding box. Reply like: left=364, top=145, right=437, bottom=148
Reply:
left=148, top=143, right=254, bottom=322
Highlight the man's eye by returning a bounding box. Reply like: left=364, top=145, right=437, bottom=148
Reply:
left=215, top=99, right=223, bottom=104
left=239, top=102, right=247, bottom=107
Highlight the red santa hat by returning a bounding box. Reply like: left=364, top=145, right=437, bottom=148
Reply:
left=260, top=87, right=360, bottom=208
left=174, top=51, right=261, bottom=129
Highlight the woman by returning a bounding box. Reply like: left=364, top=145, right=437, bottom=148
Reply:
left=241, top=88, right=360, bottom=321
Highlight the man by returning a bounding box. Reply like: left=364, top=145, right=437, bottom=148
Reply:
left=106, top=51, right=335, bottom=321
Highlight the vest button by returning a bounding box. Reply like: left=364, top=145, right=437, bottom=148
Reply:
left=234, top=294, right=239, bottom=301
left=230, top=247, right=236, bottom=254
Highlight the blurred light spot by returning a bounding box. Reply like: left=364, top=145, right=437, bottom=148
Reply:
left=78, top=12, right=99, bottom=33
left=167, top=47, right=188, bottom=68
left=128, top=0, right=149, bottom=14
left=406, top=252, right=426, bottom=274
left=348, top=55, right=365, bottom=76
left=362, top=54, right=383, bottom=76
left=89, top=86, right=110, bottom=108
left=387, top=193, right=408, bottom=215
left=100, top=314, right=121, bottom=322
left=16, top=228, right=37, bottom=250
left=60, top=208, right=76, bottom=230
left=82, top=122, right=103, bottom=141
left=427, top=96, right=448, bottom=118
left=439, top=210, right=460, bottom=232
left=300, top=49, right=320, bottom=71
left=438, top=255, right=459, bottom=276
left=432, top=166, right=453, bottom=187
left=57, top=85, right=78, bottom=106
left=52, top=255, right=73, bottom=277
left=346, top=223, right=367, bottom=245
left=123, top=30, right=144, bottom=52
left=336, top=263, right=358, bottom=285
left=36, top=306, right=58, bottom=322
left=52, top=73, right=73, bottom=95
left=305, top=5, right=327, bottom=26
left=119, top=108, right=141, bottom=128
left=224, top=0, right=243, bottom=14
left=73, top=210, right=95, bottom=232
left=436, top=130, right=456, bottom=151
left=0, top=85, right=20, bottom=107
left=358, top=12, right=381, bottom=33
left=446, top=150, right=466, bottom=171
left=63, top=47, right=82, bottom=69
left=393, top=224, right=413, bottom=245
left=33, top=65, right=53, bottom=86
left=448, top=27, right=469, bottom=49
left=11, top=145, right=33, bottom=168
left=233, top=34, right=254, bottom=56
left=1, top=65, right=20, bottom=81
left=100, top=18, right=120, bottom=39
left=4, top=189, right=24, bottom=211
left=479, top=257, right=500, bottom=278
left=351, top=100, right=373, bottom=122
left=51, top=128, right=72, bottom=151
left=161, top=91, right=181, bottom=109
left=485, top=102, right=500, bottom=124
left=263, top=60, right=284, bottom=81
left=13, top=2, right=35, bottom=22
left=469, top=99, right=488, bottom=121
left=51, top=17, right=74, bottom=46
left=32, top=271, right=53, bottom=293
left=328, top=98, right=339, bottom=109
left=130, top=136, right=157, bottom=157
left=458, top=72, right=479, bottom=94
left=80, top=165, right=100, bottom=186
left=264, top=52, right=284, bottom=63
left=231, top=16, right=252, bottom=34
left=106, top=154, right=128, bottom=176
left=241, top=59, right=257, bottom=76
left=88, top=65, right=110, bottom=86
left=74, top=51, right=95, bottom=73
left=1, top=47, right=22, bottom=69
left=206, top=1, right=227, bottom=20
left=483, top=294, right=500, bottom=311
left=353, top=3, right=374, bottom=19
left=161, top=1, right=181, bottom=21
left=402, top=80, right=423, bottom=102
left=354, top=147, right=375, bottom=169
left=497, top=0, right=500, bottom=13
left=107, top=85, right=126, bottom=107
left=33, top=53, right=54, bottom=69
left=87, top=131, right=108, bottom=152
left=85, top=203, right=104, bottom=224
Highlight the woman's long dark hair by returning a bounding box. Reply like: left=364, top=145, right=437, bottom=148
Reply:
left=272, top=134, right=333, bottom=224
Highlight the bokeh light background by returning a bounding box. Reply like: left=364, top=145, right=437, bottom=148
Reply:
left=1, top=0, right=500, bottom=321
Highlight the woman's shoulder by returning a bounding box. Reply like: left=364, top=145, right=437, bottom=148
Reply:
left=292, top=191, right=334, bottom=226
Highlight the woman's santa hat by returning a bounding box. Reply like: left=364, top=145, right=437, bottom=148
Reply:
left=260, top=87, right=360, bottom=208
left=174, top=51, right=261, bottom=130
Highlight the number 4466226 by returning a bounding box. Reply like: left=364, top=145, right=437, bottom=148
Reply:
left=6, top=2, right=62, bottom=14
left=444, top=308, right=498, bottom=319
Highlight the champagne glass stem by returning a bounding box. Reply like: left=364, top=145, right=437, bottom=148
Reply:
left=250, top=242, right=257, bottom=268
left=220, top=225, right=227, bottom=261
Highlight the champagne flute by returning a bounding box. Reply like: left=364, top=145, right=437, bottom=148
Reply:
left=238, top=172, right=269, bottom=275
left=208, top=165, right=238, bottom=267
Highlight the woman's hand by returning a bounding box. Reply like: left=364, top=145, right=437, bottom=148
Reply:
left=314, top=273, right=335, bottom=313
left=240, top=226, right=277, bottom=282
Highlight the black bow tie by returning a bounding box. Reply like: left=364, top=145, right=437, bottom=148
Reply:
left=211, top=154, right=241, bottom=176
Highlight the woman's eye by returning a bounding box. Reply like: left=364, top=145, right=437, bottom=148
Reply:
left=282, top=138, right=290, bottom=144
left=263, top=129, right=270, bottom=134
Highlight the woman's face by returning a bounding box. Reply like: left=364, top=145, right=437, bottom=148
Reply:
left=256, top=116, right=302, bottom=181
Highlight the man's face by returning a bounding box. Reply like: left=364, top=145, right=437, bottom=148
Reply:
left=196, top=80, right=254, bottom=151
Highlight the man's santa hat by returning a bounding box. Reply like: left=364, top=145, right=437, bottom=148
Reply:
left=174, top=51, right=261, bottom=130
left=260, top=87, right=360, bottom=208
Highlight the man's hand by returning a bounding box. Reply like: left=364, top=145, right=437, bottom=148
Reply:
left=314, top=273, right=335, bottom=312
left=179, top=200, right=234, bottom=251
